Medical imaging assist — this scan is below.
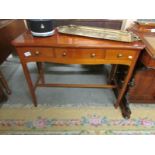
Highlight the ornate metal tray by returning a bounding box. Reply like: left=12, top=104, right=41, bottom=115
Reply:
left=57, top=25, right=140, bottom=42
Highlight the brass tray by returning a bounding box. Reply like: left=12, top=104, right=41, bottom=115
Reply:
left=57, top=25, right=140, bottom=42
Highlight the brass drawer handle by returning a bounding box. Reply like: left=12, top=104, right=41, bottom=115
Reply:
left=62, top=52, right=67, bottom=56
left=128, top=55, right=133, bottom=59
left=91, top=53, right=96, bottom=58
left=117, top=53, right=123, bottom=58
left=35, top=51, right=40, bottom=55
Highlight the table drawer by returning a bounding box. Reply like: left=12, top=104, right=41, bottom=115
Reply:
left=105, top=50, right=136, bottom=60
left=54, top=48, right=105, bottom=59
left=54, top=48, right=73, bottom=58
left=19, top=47, right=55, bottom=59
left=18, top=47, right=136, bottom=65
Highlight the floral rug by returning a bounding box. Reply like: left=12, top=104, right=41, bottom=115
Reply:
left=0, top=106, right=155, bottom=134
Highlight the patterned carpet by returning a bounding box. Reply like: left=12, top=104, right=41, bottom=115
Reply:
left=1, top=56, right=155, bottom=134
left=1, top=105, right=155, bottom=134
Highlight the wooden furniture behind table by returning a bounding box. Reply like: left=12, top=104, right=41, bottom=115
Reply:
left=0, top=19, right=26, bottom=64
left=12, top=30, right=144, bottom=118
left=0, top=70, right=11, bottom=103
left=127, top=22, right=155, bottom=103
left=0, top=19, right=26, bottom=102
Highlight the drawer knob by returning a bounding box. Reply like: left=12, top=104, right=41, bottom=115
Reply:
left=117, top=53, right=123, bottom=58
left=91, top=53, right=96, bottom=58
left=128, top=55, right=133, bottom=59
left=35, top=51, right=40, bottom=55
left=62, top=52, right=67, bottom=56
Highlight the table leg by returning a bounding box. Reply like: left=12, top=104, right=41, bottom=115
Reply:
left=21, top=62, right=37, bottom=107
left=108, top=64, right=118, bottom=84
left=36, top=62, right=45, bottom=84
left=113, top=88, right=131, bottom=119
left=114, top=63, right=136, bottom=109
left=0, top=70, right=11, bottom=95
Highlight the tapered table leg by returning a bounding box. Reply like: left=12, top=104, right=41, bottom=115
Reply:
left=21, top=62, right=37, bottom=107
left=108, top=64, right=118, bottom=84
left=113, top=52, right=140, bottom=119
left=109, top=64, right=131, bottom=118
left=113, top=87, right=131, bottom=119
left=36, top=62, right=45, bottom=84
left=114, top=64, right=134, bottom=109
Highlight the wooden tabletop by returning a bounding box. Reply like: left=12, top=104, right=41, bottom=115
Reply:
left=12, top=30, right=145, bottom=50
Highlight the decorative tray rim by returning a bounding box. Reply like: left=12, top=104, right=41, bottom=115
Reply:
left=57, top=25, right=140, bottom=42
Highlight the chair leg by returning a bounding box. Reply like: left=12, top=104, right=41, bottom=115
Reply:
left=0, top=70, right=11, bottom=95
left=108, top=64, right=118, bottom=84
left=0, top=87, right=8, bottom=103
